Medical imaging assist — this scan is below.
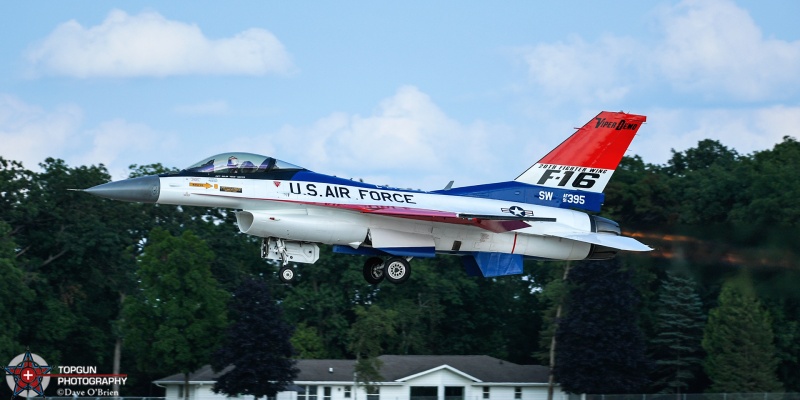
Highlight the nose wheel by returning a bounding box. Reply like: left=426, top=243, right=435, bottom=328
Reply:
left=279, top=266, right=295, bottom=283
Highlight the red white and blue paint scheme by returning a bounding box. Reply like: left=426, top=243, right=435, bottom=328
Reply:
left=85, top=111, right=650, bottom=284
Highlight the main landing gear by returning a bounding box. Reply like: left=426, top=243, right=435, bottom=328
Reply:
left=262, top=237, right=412, bottom=285
left=362, top=256, right=411, bottom=285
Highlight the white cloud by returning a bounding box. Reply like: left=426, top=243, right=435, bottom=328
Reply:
left=520, top=34, right=640, bottom=104
left=75, top=119, right=180, bottom=178
left=0, top=95, right=181, bottom=179
left=656, top=0, right=800, bottom=100
left=629, top=106, right=800, bottom=165
left=0, top=94, right=83, bottom=169
left=518, top=0, right=800, bottom=103
left=229, top=86, right=517, bottom=189
left=26, top=9, right=293, bottom=78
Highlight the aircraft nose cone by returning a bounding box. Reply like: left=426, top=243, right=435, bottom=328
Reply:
left=85, top=175, right=161, bottom=203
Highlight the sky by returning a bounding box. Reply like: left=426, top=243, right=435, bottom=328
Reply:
left=1, top=0, right=799, bottom=190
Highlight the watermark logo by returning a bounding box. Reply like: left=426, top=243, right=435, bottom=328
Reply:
left=4, top=350, right=52, bottom=398
left=4, top=350, right=128, bottom=398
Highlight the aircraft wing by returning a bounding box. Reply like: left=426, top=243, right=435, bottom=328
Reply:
left=342, top=205, right=537, bottom=233
left=544, top=231, right=651, bottom=252
left=314, top=203, right=650, bottom=251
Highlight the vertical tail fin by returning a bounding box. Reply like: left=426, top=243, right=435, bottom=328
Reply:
left=515, top=111, right=646, bottom=193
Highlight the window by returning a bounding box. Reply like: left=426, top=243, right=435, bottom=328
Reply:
left=514, top=387, right=522, bottom=400
left=300, top=386, right=318, bottom=400
left=324, top=387, right=331, bottom=400
left=482, top=387, right=490, bottom=400
left=183, top=153, right=303, bottom=175
left=444, top=386, right=463, bottom=400
left=410, top=386, right=437, bottom=400
left=366, top=386, right=380, bottom=400
left=344, top=386, right=352, bottom=399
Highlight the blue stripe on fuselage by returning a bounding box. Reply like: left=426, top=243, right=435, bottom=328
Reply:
left=433, top=181, right=604, bottom=212
left=293, top=172, right=602, bottom=212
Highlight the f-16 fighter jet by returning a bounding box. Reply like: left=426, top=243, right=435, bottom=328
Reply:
left=85, top=111, right=650, bottom=284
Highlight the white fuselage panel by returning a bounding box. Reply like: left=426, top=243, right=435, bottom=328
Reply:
left=157, top=176, right=595, bottom=260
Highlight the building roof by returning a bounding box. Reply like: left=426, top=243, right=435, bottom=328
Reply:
left=376, top=355, right=549, bottom=383
left=153, top=355, right=550, bottom=385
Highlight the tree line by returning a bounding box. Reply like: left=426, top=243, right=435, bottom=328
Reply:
left=0, top=136, right=799, bottom=396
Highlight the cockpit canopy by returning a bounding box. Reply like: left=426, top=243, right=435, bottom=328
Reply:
left=184, top=152, right=304, bottom=175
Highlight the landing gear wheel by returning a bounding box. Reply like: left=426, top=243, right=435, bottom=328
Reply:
left=363, top=257, right=385, bottom=285
left=279, top=266, right=295, bottom=283
left=384, top=257, right=411, bottom=284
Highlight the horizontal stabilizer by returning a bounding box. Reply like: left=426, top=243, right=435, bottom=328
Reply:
left=546, top=232, right=651, bottom=252
left=459, top=213, right=556, bottom=222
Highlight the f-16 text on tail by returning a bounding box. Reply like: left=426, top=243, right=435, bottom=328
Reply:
left=85, top=111, right=651, bottom=284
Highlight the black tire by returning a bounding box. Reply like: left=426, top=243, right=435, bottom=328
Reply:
left=279, top=266, right=295, bottom=283
left=362, top=257, right=385, bottom=285
left=384, top=257, right=411, bottom=284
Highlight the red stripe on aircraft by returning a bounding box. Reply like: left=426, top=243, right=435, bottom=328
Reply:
left=511, top=233, right=518, bottom=253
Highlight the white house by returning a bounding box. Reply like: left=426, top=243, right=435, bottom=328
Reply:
left=153, top=355, right=569, bottom=400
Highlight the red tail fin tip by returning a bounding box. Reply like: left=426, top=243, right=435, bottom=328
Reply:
left=515, top=111, right=646, bottom=193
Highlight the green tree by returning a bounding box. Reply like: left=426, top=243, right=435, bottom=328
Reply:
left=291, top=323, right=327, bottom=359
left=533, top=262, right=572, bottom=400
left=0, top=221, right=31, bottom=356
left=348, top=305, right=397, bottom=388
left=553, top=259, right=650, bottom=394
left=649, top=271, right=706, bottom=393
left=665, top=140, right=744, bottom=225
left=3, top=158, right=144, bottom=371
left=281, top=248, right=379, bottom=358
left=730, top=136, right=800, bottom=227
left=604, top=155, right=675, bottom=226
left=764, top=298, right=800, bottom=391
left=703, top=276, right=783, bottom=392
left=123, top=228, right=228, bottom=400
left=212, top=277, right=298, bottom=398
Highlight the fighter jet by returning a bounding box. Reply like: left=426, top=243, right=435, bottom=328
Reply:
left=85, top=111, right=650, bottom=284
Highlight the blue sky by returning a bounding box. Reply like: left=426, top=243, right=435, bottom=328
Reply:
left=1, top=0, right=799, bottom=189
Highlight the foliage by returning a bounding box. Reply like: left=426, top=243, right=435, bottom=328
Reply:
left=649, top=271, right=706, bottom=393
left=123, top=228, right=228, bottom=380
left=348, top=305, right=397, bottom=388
left=3, top=134, right=800, bottom=396
left=702, top=276, right=783, bottom=392
left=0, top=221, right=31, bottom=356
left=291, top=323, right=328, bottom=359
left=553, top=259, right=650, bottom=394
left=534, top=262, right=571, bottom=364
left=212, top=277, right=298, bottom=398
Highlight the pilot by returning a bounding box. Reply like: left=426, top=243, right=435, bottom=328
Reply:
left=227, top=156, right=239, bottom=168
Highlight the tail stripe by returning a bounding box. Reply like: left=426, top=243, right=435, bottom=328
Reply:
left=515, top=111, right=646, bottom=193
